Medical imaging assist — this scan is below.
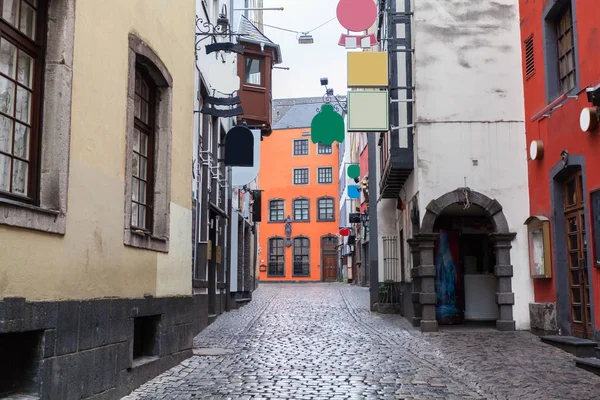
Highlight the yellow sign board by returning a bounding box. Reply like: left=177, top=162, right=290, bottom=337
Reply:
left=347, top=52, right=389, bottom=88
left=216, top=246, right=222, bottom=264
left=207, top=240, right=212, bottom=260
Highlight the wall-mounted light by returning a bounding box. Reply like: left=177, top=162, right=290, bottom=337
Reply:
left=529, top=139, right=544, bottom=160
left=580, top=107, right=599, bottom=132
left=217, top=5, right=230, bottom=31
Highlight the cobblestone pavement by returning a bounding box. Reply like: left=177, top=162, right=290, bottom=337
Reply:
left=123, top=284, right=600, bottom=400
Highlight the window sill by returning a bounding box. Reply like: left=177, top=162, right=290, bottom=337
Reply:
left=267, top=275, right=285, bottom=278
left=125, top=228, right=169, bottom=253
left=317, top=219, right=335, bottom=223
left=267, top=220, right=285, bottom=224
left=130, top=355, right=159, bottom=370
left=292, top=220, right=310, bottom=223
left=243, top=84, right=266, bottom=93
left=0, top=197, right=65, bottom=235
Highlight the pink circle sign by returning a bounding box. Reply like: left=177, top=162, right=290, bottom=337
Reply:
left=336, top=0, right=378, bottom=32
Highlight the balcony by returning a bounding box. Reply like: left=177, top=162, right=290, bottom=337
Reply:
left=379, top=131, right=413, bottom=198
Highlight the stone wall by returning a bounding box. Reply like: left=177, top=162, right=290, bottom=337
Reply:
left=529, top=302, right=558, bottom=335
left=0, top=295, right=208, bottom=399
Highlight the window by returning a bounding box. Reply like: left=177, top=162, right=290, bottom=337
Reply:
left=0, top=0, right=43, bottom=200
left=293, top=237, right=310, bottom=276
left=293, top=198, right=309, bottom=221
left=556, top=6, right=575, bottom=94
left=269, top=199, right=284, bottom=222
left=318, top=197, right=335, bottom=221
left=543, top=1, right=578, bottom=102
left=317, top=143, right=332, bottom=154
left=124, top=34, right=173, bottom=252
left=293, top=139, right=309, bottom=155
left=318, top=167, right=333, bottom=184
left=293, top=168, right=309, bottom=185
left=0, top=0, right=75, bottom=235
left=524, top=36, right=535, bottom=80
left=245, top=58, right=261, bottom=86
left=131, top=69, right=155, bottom=230
left=268, top=237, right=285, bottom=276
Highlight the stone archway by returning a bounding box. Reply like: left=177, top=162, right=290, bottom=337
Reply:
left=409, top=188, right=516, bottom=332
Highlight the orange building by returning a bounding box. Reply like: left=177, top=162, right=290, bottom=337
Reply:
left=258, top=98, right=341, bottom=282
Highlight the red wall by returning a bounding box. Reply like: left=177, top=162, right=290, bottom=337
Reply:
left=519, top=0, right=600, bottom=324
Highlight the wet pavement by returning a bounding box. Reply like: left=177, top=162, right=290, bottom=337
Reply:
left=122, top=283, right=600, bottom=399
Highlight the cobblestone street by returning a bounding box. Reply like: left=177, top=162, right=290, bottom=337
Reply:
left=123, top=284, right=600, bottom=400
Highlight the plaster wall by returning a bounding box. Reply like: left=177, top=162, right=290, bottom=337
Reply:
left=0, top=0, right=195, bottom=301
left=409, top=0, right=532, bottom=328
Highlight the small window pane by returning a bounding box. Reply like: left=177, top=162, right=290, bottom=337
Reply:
left=245, top=58, right=261, bottom=85
left=0, top=77, right=15, bottom=116
left=131, top=203, right=139, bottom=226
left=139, top=205, right=147, bottom=228
left=12, top=158, right=28, bottom=194
left=17, top=50, right=33, bottom=88
left=0, top=39, right=17, bottom=78
left=293, top=139, right=309, bottom=156
left=134, top=95, right=141, bottom=119
left=140, top=133, right=148, bottom=156
left=293, top=168, right=309, bottom=185
left=132, top=177, right=139, bottom=201
left=13, top=123, right=28, bottom=159
left=15, top=86, right=31, bottom=124
left=139, top=180, right=147, bottom=204
left=1, top=0, right=19, bottom=27
left=19, top=1, right=36, bottom=39
left=140, top=157, right=147, bottom=180
left=132, top=153, right=139, bottom=177
left=133, top=128, right=140, bottom=153
left=0, top=153, right=10, bottom=191
left=141, top=100, right=149, bottom=124
left=141, top=79, right=149, bottom=100
left=0, top=115, right=13, bottom=153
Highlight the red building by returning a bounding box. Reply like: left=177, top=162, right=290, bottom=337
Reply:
left=519, top=0, right=600, bottom=341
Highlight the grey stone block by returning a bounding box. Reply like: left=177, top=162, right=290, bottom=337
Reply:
left=109, top=299, right=130, bottom=344
left=496, top=320, right=516, bottom=331
left=419, top=292, right=436, bottom=305
left=43, top=329, right=57, bottom=358
left=93, top=345, right=118, bottom=394
left=529, top=302, right=557, bottom=333
left=79, top=300, right=111, bottom=350
left=42, top=353, right=82, bottom=400
left=79, top=349, right=95, bottom=398
left=115, top=341, right=132, bottom=371
left=496, top=292, right=515, bottom=305
left=27, top=302, right=59, bottom=331
left=55, top=301, right=80, bottom=356
left=420, top=320, right=439, bottom=332
left=494, top=264, right=513, bottom=277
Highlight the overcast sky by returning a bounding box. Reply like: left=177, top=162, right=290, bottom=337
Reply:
left=261, top=0, right=348, bottom=100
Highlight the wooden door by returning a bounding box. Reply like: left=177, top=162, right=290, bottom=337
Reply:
left=564, top=172, right=592, bottom=338
left=323, top=253, right=337, bottom=281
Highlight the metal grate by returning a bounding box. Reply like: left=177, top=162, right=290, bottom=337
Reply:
left=383, top=236, right=400, bottom=281
left=525, top=36, right=535, bottom=80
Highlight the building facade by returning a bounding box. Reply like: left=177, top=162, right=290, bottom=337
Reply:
left=373, top=0, right=532, bottom=332
left=0, top=0, right=198, bottom=398
left=519, top=0, right=600, bottom=341
left=258, top=98, right=340, bottom=282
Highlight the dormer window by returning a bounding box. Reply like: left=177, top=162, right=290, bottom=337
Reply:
left=245, top=57, right=262, bottom=86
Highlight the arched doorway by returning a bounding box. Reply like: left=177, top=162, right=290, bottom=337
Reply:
left=412, top=188, right=516, bottom=332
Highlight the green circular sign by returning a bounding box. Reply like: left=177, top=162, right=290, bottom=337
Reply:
left=347, top=165, right=360, bottom=179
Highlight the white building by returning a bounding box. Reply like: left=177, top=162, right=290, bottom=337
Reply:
left=375, top=0, right=531, bottom=331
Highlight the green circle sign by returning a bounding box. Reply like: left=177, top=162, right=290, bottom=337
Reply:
left=347, top=165, right=360, bottom=179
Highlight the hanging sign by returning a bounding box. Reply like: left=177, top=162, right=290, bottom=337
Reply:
left=347, top=165, right=360, bottom=179
left=348, top=185, right=360, bottom=199
left=225, top=125, right=254, bottom=167
left=311, top=104, right=345, bottom=145
left=336, top=0, right=378, bottom=48
left=339, top=228, right=350, bottom=236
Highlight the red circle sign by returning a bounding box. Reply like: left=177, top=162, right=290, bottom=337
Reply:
left=339, top=228, right=350, bottom=236
left=336, top=0, right=378, bottom=32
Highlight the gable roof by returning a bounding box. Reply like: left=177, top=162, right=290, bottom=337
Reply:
left=273, top=97, right=346, bottom=130
left=237, top=15, right=283, bottom=64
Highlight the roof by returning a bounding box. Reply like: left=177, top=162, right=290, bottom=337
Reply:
left=237, top=15, right=283, bottom=64
left=272, top=97, right=346, bottom=130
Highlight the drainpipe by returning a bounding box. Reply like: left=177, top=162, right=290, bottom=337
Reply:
left=367, top=134, right=379, bottom=310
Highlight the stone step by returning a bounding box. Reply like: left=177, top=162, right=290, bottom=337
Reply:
left=207, top=314, right=218, bottom=325
left=575, top=357, right=600, bottom=377
left=596, top=346, right=600, bottom=359
left=540, top=335, right=598, bottom=358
